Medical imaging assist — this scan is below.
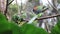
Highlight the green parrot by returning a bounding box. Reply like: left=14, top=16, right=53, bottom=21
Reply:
left=33, top=5, right=46, bottom=14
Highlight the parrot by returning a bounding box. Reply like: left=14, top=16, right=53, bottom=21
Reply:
left=33, top=5, right=48, bottom=14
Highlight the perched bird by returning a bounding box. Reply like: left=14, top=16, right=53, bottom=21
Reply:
left=33, top=5, right=48, bottom=14
left=33, top=5, right=48, bottom=27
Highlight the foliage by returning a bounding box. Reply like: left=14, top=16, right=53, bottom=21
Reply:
left=20, top=24, right=48, bottom=34
left=1, top=11, right=60, bottom=34
left=12, top=14, right=24, bottom=24
left=0, top=13, right=48, bottom=34
left=0, top=13, right=21, bottom=34
left=29, top=0, right=39, bottom=2
left=51, top=19, right=60, bottom=34
left=28, top=13, right=42, bottom=24
left=28, top=0, right=32, bottom=2
left=8, top=4, right=18, bottom=13
left=8, top=4, right=18, bottom=17
left=58, top=0, right=60, bottom=3
left=21, top=11, right=27, bottom=19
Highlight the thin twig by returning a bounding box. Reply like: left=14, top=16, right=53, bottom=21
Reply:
left=23, top=14, right=60, bottom=22
left=47, top=0, right=58, bottom=11
left=36, top=14, right=60, bottom=20
left=8, top=0, right=14, bottom=6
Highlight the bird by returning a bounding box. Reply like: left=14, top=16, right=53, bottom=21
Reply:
left=33, top=5, right=48, bottom=14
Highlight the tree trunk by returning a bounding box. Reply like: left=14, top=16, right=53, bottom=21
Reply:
left=0, top=0, right=6, bottom=14
left=4, top=0, right=8, bottom=16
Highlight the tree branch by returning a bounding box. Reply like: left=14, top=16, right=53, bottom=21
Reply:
left=4, top=0, right=8, bottom=16
left=4, top=0, right=14, bottom=20
left=36, top=14, right=60, bottom=20
left=47, top=0, right=58, bottom=12
left=8, top=0, right=14, bottom=6
left=24, top=14, right=60, bottom=22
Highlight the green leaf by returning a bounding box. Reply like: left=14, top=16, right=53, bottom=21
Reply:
left=21, top=24, right=48, bottom=34
left=0, top=13, right=21, bottom=34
